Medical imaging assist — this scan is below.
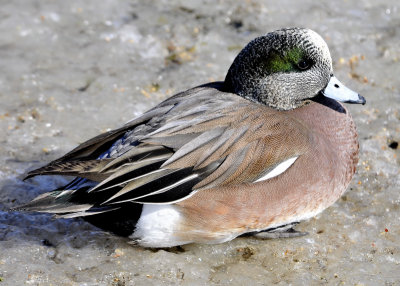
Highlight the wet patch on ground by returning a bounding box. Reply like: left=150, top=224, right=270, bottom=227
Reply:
left=1, top=0, right=399, bottom=285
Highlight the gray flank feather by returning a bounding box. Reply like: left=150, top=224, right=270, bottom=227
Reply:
left=161, top=127, right=225, bottom=168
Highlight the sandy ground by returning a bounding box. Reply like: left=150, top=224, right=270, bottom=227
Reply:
left=0, top=0, right=399, bottom=285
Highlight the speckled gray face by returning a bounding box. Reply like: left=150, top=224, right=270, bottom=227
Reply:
left=225, top=28, right=334, bottom=110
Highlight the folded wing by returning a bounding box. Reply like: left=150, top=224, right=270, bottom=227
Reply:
left=18, top=83, right=311, bottom=217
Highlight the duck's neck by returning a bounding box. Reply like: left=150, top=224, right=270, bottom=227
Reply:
left=290, top=99, right=359, bottom=199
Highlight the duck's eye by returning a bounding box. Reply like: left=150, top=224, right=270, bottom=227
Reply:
left=297, top=59, right=311, bottom=70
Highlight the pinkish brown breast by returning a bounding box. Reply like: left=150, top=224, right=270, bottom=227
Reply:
left=175, top=99, right=359, bottom=244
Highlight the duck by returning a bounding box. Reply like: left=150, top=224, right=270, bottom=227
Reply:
left=16, top=28, right=365, bottom=247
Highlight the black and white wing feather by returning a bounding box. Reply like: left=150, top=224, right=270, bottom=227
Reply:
left=17, top=82, right=311, bottom=218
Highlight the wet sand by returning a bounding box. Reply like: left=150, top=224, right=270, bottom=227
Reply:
left=1, top=0, right=399, bottom=285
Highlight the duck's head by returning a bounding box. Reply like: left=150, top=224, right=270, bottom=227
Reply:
left=224, top=28, right=365, bottom=110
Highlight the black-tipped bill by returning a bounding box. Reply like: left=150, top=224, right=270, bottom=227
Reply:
left=322, top=76, right=366, bottom=105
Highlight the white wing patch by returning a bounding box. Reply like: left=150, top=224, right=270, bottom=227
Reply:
left=254, top=156, right=298, bottom=183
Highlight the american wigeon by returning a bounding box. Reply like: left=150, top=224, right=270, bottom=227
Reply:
left=17, top=28, right=365, bottom=247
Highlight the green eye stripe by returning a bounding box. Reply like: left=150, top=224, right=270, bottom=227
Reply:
left=263, top=47, right=306, bottom=73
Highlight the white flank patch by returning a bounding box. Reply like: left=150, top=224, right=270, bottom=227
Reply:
left=254, top=156, right=298, bottom=182
left=130, top=204, right=191, bottom=247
